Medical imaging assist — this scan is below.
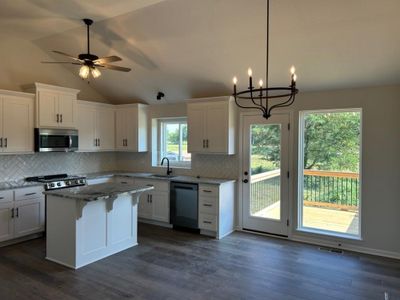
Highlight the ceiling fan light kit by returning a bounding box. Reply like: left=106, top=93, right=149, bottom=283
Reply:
left=232, top=0, right=299, bottom=119
left=42, top=18, right=131, bottom=80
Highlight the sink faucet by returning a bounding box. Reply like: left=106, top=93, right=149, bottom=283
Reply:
left=161, top=157, right=172, bottom=175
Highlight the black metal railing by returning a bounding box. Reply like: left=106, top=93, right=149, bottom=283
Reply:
left=303, top=170, right=359, bottom=207
left=250, top=170, right=280, bottom=215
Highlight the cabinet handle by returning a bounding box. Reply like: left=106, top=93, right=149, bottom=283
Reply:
left=203, top=204, right=212, bottom=207
left=125, top=139, right=128, bottom=147
left=0, top=137, right=2, bottom=148
left=98, top=139, right=100, bottom=147
left=0, top=197, right=4, bottom=200
left=24, top=192, right=37, bottom=196
left=16, top=208, right=19, bottom=218
left=150, top=194, right=152, bottom=203
left=120, top=181, right=128, bottom=184
left=203, top=190, right=212, bottom=193
left=56, top=114, right=59, bottom=123
left=4, top=138, right=7, bottom=148
left=147, top=194, right=150, bottom=203
left=146, top=184, right=154, bottom=187
left=11, top=208, right=14, bottom=219
left=203, top=139, right=205, bottom=148
left=60, top=114, right=63, bottom=123
left=206, top=139, right=209, bottom=148
left=203, top=221, right=212, bottom=224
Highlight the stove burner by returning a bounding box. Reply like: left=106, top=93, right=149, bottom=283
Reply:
left=25, top=174, right=87, bottom=190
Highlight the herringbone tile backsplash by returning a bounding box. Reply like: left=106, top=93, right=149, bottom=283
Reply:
left=0, top=152, right=117, bottom=182
left=0, top=151, right=238, bottom=183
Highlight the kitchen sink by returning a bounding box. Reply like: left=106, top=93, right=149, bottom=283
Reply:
left=149, top=174, right=177, bottom=179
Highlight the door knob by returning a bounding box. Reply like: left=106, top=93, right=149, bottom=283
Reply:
left=244, top=171, right=249, bottom=176
left=243, top=179, right=249, bottom=183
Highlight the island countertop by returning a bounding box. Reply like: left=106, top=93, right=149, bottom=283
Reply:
left=43, top=182, right=154, bottom=202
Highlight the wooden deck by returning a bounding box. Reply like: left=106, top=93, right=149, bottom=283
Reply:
left=254, top=203, right=359, bottom=235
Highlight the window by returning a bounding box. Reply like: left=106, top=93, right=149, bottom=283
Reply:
left=298, top=109, right=362, bottom=238
left=152, top=118, right=191, bottom=168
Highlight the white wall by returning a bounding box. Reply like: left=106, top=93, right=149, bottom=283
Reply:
left=284, top=85, right=400, bottom=257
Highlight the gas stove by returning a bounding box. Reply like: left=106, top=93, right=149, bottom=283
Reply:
left=26, top=174, right=87, bottom=190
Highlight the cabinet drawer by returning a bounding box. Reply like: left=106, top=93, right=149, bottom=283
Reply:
left=199, top=197, right=217, bottom=215
left=199, top=213, right=217, bottom=231
left=15, top=186, right=43, bottom=201
left=0, top=190, right=13, bottom=203
left=135, top=179, right=169, bottom=192
left=199, top=184, right=219, bottom=198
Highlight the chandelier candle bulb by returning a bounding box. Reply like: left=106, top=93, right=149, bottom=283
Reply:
left=248, top=68, right=253, bottom=89
left=233, top=77, right=237, bottom=94
left=259, top=79, right=263, bottom=87
left=290, top=65, right=296, bottom=75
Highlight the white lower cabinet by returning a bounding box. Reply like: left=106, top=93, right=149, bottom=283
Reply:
left=135, top=179, right=169, bottom=224
left=0, top=186, right=45, bottom=243
left=198, top=182, right=235, bottom=239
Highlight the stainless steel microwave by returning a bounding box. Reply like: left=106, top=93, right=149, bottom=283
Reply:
left=34, top=128, right=78, bottom=152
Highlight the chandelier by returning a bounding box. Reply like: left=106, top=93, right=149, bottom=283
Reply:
left=232, top=0, right=299, bottom=119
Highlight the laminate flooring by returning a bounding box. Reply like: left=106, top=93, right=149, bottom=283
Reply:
left=0, top=223, right=399, bottom=300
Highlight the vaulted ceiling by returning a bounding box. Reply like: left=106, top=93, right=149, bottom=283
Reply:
left=1, top=0, right=400, bottom=104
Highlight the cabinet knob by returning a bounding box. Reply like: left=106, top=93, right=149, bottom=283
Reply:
left=243, top=179, right=249, bottom=183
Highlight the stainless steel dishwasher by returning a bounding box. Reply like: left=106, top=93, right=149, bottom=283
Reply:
left=170, top=182, right=199, bottom=229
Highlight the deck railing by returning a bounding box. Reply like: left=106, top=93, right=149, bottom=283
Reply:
left=303, top=170, right=359, bottom=207
left=249, top=169, right=360, bottom=215
left=250, top=170, right=280, bottom=215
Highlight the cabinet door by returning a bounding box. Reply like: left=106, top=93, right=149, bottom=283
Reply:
left=187, top=104, right=206, bottom=153
left=14, top=198, right=45, bottom=238
left=2, top=96, right=34, bottom=153
left=125, top=108, right=139, bottom=152
left=205, top=102, right=228, bottom=153
left=37, top=91, right=58, bottom=127
left=96, top=108, right=115, bottom=151
left=138, top=192, right=152, bottom=219
left=151, top=192, right=169, bottom=223
left=58, top=93, right=76, bottom=128
left=77, top=105, right=97, bottom=151
left=0, top=202, right=14, bottom=242
left=115, top=109, right=127, bottom=150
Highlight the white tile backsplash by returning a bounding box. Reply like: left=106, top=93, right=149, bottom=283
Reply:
left=0, top=151, right=238, bottom=183
left=0, top=152, right=117, bottom=182
left=115, top=152, right=238, bottom=179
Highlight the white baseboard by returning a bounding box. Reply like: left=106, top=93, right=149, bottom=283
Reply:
left=291, top=235, right=400, bottom=260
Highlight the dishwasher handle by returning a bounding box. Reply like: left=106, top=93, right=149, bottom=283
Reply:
left=171, top=182, right=198, bottom=191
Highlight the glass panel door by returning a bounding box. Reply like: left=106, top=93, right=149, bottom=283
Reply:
left=242, top=114, right=290, bottom=236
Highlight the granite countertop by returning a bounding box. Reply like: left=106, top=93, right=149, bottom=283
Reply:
left=44, top=182, right=154, bottom=202
left=80, top=171, right=236, bottom=185
left=0, top=180, right=43, bottom=191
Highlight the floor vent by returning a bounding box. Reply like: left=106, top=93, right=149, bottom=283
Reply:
left=318, top=246, right=344, bottom=254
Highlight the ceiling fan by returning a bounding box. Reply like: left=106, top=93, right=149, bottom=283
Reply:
left=42, top=18, right=131, bottom=79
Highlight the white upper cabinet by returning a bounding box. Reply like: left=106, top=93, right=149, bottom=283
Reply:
left=24, top=83, right=79, bottom=129
left=187, top=96, right=236, bottom=155
left=115, top=104, right=148, bottom=152
left=77, top=101, right=115, bottom=152
left=0, top=90, right=34, bottom=154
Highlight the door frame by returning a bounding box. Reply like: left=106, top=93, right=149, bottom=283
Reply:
left=237, top=110, right=294, bottom=237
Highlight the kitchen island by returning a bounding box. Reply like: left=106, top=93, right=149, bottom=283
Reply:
left=44, top=183, right=153, bottom=269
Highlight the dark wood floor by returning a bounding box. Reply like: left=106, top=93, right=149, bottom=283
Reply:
left=0, top=224, right=399, bottom=300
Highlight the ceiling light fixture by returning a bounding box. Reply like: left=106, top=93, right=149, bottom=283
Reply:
left=79, top=65, right=90, bottom=79
left=232, top=0, right=299, bottom=119
left=91, top=67, right=101, bottom=78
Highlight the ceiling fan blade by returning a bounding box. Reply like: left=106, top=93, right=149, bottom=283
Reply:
left=96, top=64, right=131, bottom=72
left=41, top=61, right=82, bottom=65
left=52, top=50, right=81, bottom=62
left=93, top=56, right=122, bottom=64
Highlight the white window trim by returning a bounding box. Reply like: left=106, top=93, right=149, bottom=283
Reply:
left=153, top=117, right=191, bottom=169
left=297, top=108, right=363, bottom=239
